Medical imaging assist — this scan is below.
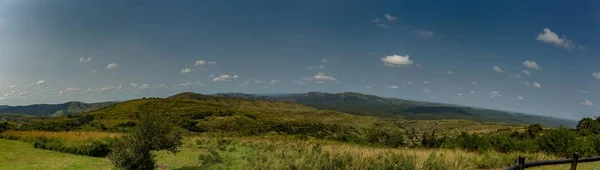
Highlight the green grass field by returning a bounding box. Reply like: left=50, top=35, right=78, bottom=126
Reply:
left=0, top=139, right=111, bottom=170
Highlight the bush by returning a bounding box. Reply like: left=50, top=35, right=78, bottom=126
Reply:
left=31, top=136, right=113, bottom=157
left=444, top=132, right=490, bottom=152
left=536, top=127, right=577, bottom=157
left=199, top=148, right=223, bottom=168
left=108, top=112, right=183, bottom=169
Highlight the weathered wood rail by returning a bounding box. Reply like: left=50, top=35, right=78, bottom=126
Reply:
left=504, top=153, right=600, bottom=170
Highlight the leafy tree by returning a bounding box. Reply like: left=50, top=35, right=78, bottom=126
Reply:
left=0, top=122, right=8, bottom=132
left=576, top=117, right=600, bottom=136
left=526, top=124, right=544, bottom=138
left=108, top=112, right=183, bottom=170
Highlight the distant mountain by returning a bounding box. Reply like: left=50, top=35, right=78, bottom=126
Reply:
left=215, top=92, right=577, bottom=127
left=0, top=101, right=118, bottom=117
left=0, top=105, right=9, bottom=109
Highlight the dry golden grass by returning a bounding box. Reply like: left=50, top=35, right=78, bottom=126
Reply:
left=2, top=130, right=120, bottom=141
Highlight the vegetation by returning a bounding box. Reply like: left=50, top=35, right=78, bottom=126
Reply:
left=108, top=111, right=183, bottom=169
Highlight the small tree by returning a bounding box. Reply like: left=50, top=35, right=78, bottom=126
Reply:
left=108, top=112, right=183, bottom=170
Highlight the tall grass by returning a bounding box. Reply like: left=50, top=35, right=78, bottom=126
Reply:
left=1, top=130, right=120, bottom=141
left=192, top=135, right=557, bottom=170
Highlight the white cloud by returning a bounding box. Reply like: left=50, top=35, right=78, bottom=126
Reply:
left=213, top=74, right=236, bottom=82
left=58, top=87, right=82, bottom=96
left=536, top=28, right=576, bottom=49
left=181, top=68, right=192, bottom=74
left=365, top=86, right=371, bottom=89
left=510, top=74, right=523, bottom=79
left=377, top=24, right=390, bottom=28
left=107, top=62, right=119, bottom=70
left=445, top=71, right=455, bottom=75
left=381, top=55, right=414, bottom=67
left=424, top=81, right=430, bottom=84
left=194, top=60, right=216, bottom=66
left=406, top=81, right=413, bottom=85
left=457, top=93, right=463, bottom=96
left=318, top=65, right=325, bottom=68
left=493, top=66, right=504, bottom=73
left=313, top=73, right=336, bottom=81
left=233, top=75, right=239, bottom=78
left=523, top=82, right=531, bottom=87
left=412, top=30, right=434, bottom=37
left=321, top=59, right=328, bottom=63
left=472, top=82, right=477, bottom=85
left=522, top=70, right=531, bottom=76
left=523, top=60, right=541, bottom=70
left=18, top=92, right=29, bottom=97
left=422, top=89, right=431, bottom=93
left=305, top=66, right=313, bottom=70
left=593, top=72, right=600, bottom=80
left=583, top=99, right=594, bottom=106
left=384, top=14, right=397, bottom=21
left=518, top=96, right=524, bottom=100
left=489, top=91, right=502, bottom=99
left=129, top=83, right=139, bottom=87
left=470, top=91, right=475, bottom=94
left=370, top=18, right=381, bottom=23
left=532, top=82, right=542, bottom=88
left=93, top=86, right=115, bottom=92
left=9, top=85, right=16, bottom=89
left=581, top=90, right=590, bottom=93
left=36, top=80, right=45, bottom=85
left=388, top=85, right=399, bottom=89
left=79, top=57, right=92, bottom=64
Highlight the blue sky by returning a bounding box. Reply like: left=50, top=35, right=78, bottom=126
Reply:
left=1, top=0, right=600, bottom=120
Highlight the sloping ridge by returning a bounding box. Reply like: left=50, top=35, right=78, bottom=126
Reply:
left=0, top=101, right=117, bottom=117
left=217, top=92, right=577, bottom=127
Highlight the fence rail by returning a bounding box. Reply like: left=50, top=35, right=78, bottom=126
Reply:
left=504, top=153, right=600, bottom=170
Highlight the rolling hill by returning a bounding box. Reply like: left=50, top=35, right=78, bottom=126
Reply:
left=0, top=101, right=117, bottom=117
left=214, top=92, right=577, bottom=127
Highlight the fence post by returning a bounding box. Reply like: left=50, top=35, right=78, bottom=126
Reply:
left=518, top=156, right=525, bottom=170
left=571, top=152, right=580, bottom=170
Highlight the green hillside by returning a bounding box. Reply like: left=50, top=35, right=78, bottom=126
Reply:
left=0, top=101, right=117, bottom=117
left=216, top=92, right=577, bottom=127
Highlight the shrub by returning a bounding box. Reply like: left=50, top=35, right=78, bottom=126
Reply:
left=199, top=148, right=223, bottom=168
left=108, top=111, right=183, bottom=169
left=444, top=132, right=490, bottom=152
left=536, top=127, right=577, bottom=157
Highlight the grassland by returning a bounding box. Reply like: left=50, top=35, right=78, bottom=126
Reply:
left=2, top=130, right=120, bottom=141
left=0, top=139, right=111, bottom=170
left=0, top=132, right=560, bottom=170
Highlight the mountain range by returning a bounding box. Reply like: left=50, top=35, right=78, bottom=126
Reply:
left=213, top=92, right=577, bottom=127
left=0, top=92, right=577, bottom=127
left=0, top=101, right=117, bottom=117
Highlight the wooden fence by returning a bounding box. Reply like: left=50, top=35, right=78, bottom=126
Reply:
left=504, top=153, right=600, bottom=170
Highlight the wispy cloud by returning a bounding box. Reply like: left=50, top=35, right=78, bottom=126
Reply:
left=384, top=14, right=397, bottom=21
left=181, top=68, right=192, bottom=74
left=523, top=60, right=541, bottom=70
left=493, top=66, right=504, bottom=73
left=107, top=62, right=119, bottom=70
left=79, top=57, right=92, bottom=64
left=536, top=28, right=580, bottom=49
left=412, top=30, right=434, bottom=37
left=583, top=99, right=594, bottom=106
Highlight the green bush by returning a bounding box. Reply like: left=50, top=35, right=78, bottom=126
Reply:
left=199, top=148, right=223, bottom=168
left=444, top=132, right=490, bottom=152
left=31, top=136, right=113, bottom=157
left=108, top=112, right=183, bottom=170
left=536, top=127, right=577, bottom=157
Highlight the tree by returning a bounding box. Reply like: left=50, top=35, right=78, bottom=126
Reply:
left=576, top=118, right=600, bottom=135
left=536, top=127, right=577, bottom=157
left=108, top=112, right=183, bottom=170
left=526, top=124, right=544, bottom=138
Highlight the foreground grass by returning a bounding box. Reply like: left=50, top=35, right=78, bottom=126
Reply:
left=0, top=133, right=560, bottom=170
left=0, top=139, right=111, bottom=170
left=528, top=161, right=600, bottom=170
